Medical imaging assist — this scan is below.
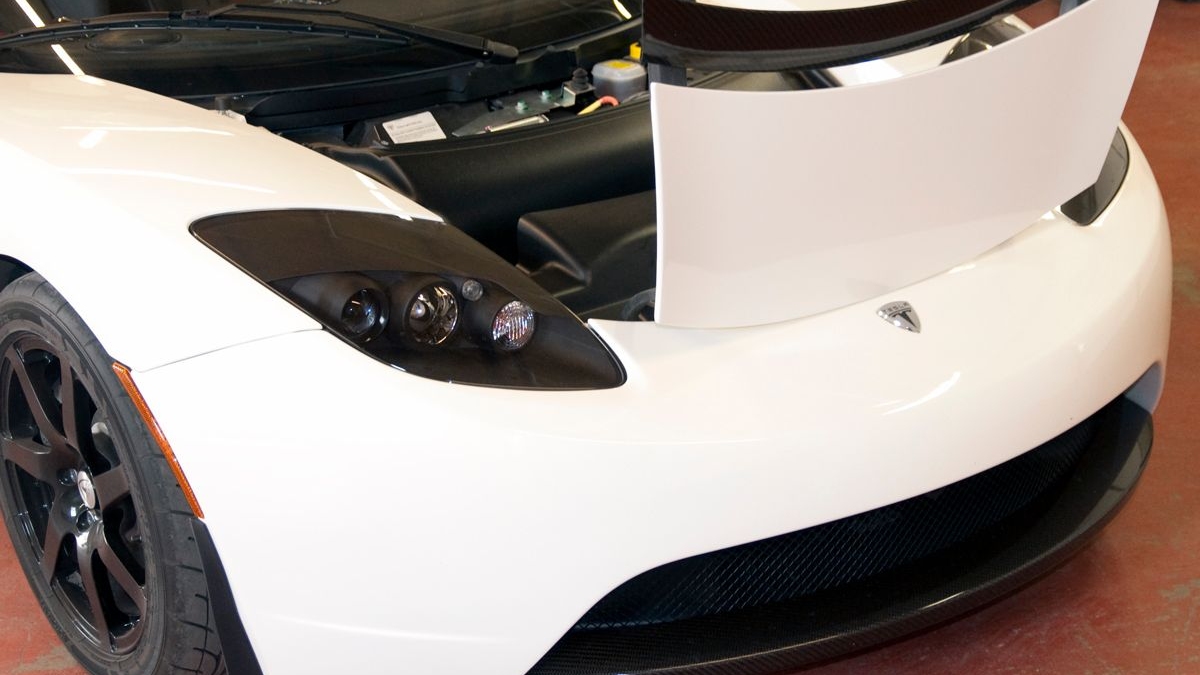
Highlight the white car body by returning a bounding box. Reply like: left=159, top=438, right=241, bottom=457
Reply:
left=0, top=0, right=1169, bottom=674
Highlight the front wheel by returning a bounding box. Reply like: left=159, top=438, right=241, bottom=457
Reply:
left=0, top=273, right=226, bottom=675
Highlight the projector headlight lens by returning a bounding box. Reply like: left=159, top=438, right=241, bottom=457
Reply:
left=340, top=289, right=386, bottom=341
left=404, top=283, right=459, bottom=346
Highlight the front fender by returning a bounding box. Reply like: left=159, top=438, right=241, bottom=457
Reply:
left=0, top=74, right=440, bottom=371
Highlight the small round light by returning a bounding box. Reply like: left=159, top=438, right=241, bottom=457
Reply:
left=406, top=283, right=459, bottom=345
left=491, top=301, right=536, bottom=351
left=461, top=279, right=484, bottom=302
left=340, top=289, right=385, bottom=341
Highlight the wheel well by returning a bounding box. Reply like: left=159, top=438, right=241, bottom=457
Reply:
left=0, top=256, right=33, bottom=292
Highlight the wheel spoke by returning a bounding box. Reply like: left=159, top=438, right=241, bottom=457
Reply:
left=93, top=467, right=129, bottom=508
left=0, top=434, right=63, bottom=485
left=38, top=502, right=68, bottom=583
left=96, top=528, right=145, bottom=614
left=59, top=359, right=88, bottom=451
left=77, top=542, right=113, bottom=649
left=4, top=346, right=65, bottom=447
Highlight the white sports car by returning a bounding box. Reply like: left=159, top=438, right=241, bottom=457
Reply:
left=0, top=0, right=1170, bottom=674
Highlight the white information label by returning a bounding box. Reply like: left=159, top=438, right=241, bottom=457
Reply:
left=382, top=111, right=446, bottom=144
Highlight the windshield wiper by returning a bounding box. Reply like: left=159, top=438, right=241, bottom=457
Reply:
left=0, top=3, right=520, bottom=62
left=204, top=4, right=519, bottom=61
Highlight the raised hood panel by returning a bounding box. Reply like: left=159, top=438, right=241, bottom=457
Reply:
left=651, top=0, right=1157, bottom=328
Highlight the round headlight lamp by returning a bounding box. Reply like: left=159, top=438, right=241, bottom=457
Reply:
left=396, top=280, right=459, bottom=346
left=340, top=289, right=386, bottom=341
left=286, top=273, right=387, bottom=343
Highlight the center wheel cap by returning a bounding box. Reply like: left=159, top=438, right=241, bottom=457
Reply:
left=76, top=472, right=97, bottom=511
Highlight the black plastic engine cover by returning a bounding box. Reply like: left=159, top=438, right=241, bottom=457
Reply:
left=311, top=103, right=655, bottom=260
left=517, top=190, right=657, bottom=319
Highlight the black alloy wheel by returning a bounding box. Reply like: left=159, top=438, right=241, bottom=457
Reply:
left=0, top=273, right=226, bottom=675
left=2, top=331, right=147, bottom=653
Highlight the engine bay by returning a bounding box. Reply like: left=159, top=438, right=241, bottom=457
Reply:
left=284, top=54, right=816, bottom=322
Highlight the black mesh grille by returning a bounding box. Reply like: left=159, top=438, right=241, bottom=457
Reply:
left=576, top=415, right=1099, bottom=630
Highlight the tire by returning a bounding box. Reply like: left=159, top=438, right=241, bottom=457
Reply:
left=0, top=273, right=226, bottom=675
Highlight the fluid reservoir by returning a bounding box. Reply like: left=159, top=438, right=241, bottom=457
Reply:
left=592, top=59, right=648, bottom=102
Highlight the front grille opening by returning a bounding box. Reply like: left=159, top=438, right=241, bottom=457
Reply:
left=529, top=396, right=1151, bottom=675
left=576, top=414, right=1099, bottom=631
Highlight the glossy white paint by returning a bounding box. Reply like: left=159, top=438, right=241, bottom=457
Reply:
left=128, top=128, right=1170, bottom=675
left=825, top=34, right=961, bottom=85
left=825, top=16, right=1031, bottom=86
left=0, top=74, right=440, bottom=371
left=651, top=0, right=1158, bottom=327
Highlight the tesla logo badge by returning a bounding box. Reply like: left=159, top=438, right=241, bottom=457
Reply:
left=877, top=301, right=921, bottom=333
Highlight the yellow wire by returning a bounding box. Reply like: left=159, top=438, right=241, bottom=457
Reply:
left=577, top=100, right=605, bottom=116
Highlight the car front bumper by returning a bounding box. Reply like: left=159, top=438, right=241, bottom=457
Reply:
left=129, top=127, right=1171, bottom=675
left=525, top=394, right=1152, bottom=674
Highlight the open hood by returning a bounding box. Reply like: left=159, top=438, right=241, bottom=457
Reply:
left=649, top=0, right=1158, bottom=328
left=642, top=0, right=1041, bottom=72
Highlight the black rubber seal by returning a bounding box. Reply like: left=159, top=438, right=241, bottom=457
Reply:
left=1061, top=130, right=1131, bottom=226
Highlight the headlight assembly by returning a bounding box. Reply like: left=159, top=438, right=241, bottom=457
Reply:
left=192, top=209, right=624, bottom=390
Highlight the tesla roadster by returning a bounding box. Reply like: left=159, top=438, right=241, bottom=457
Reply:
left=0, top=0, right=1170, bottom=674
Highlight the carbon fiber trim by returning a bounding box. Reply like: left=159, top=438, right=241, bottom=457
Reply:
left=642, top=0, right=1040, bottom=71
left=527, top=395, right=1152, bottom=675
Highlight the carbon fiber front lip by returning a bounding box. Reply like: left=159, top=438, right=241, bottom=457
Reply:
left=527, top=395, right=1152, bottom=675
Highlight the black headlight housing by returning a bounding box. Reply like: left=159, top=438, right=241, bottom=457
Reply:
left=192, top=209, right=625, bottom=390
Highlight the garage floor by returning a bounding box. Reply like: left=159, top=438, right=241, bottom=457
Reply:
left=1, top=3, right=1196, bottom=675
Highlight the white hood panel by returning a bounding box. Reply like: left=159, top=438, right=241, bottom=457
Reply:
left=652, top=0, right=1157, bottom=328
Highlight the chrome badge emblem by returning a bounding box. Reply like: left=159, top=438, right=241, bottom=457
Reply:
left=877, top=301, right=921, bottom=333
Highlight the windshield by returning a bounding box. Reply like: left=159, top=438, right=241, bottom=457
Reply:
left=0, top=0, right=641, bottom=99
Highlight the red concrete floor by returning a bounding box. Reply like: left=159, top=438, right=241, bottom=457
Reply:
left=0, top=4, right=1197, bottom=675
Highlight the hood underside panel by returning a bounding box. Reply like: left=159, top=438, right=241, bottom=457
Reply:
left=651, top=0, right=1157, bottom=328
